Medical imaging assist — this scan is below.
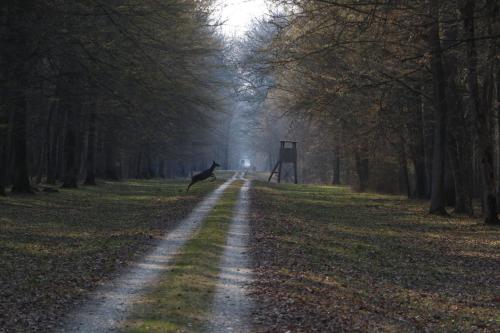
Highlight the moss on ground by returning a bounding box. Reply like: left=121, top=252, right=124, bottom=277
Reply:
left=250, top=182, right=500, bottom=332
left=0, top=179, right=221, bottom=332
left=123, top=181, right=242, bottom=333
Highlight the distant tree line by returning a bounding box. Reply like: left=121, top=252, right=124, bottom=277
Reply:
left=0, top=0, right=232, bottom=195
left=241, top=0, right=500, bottom=224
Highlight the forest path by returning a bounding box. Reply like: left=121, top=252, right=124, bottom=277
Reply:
left=60, top=174, right=238, bottom=333
left=208, top=174, right=254, bottom=332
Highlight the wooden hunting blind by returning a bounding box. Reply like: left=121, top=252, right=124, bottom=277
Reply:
left=268, top=141, right=298, bottom=184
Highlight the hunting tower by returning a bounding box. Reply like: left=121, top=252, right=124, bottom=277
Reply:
left=268, top=141, right=298, bottom=184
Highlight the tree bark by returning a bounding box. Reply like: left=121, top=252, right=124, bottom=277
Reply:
left=411, top=90, right=429, bottom=198
left=145, top=153, right=155, bottom=178
left=497, top=64, right=500, bottom=209
left=60, top=73, right=81, bottom=189
left=159, top=159, right=165, bottom=178
left=443, top=30, right=474, bottom=215
left=42, top=101, right=56, bottom=184
left=10, top=91, right=32, bottom=193
left=6, top=2, right=32, bottom=193
left=463, top=0, right=498, bottom=223
left=355, top=152, right=370, bottom=192
left=84, top=105, right=97, bottom=185
left=448, top=138, right=473, bottom=215
left=61, top=103, right=79, bottom=188
left=420, top=88, right=433, bottom=198
left=428, top=0, right=448, bottom=215
left=104, top=132, right=119, bottom=181
left=332, top=147, right=341, bottom=185
left=55, top=107, right=67, bottom=182
left=0, top=93, right=7, bottom=195
left=135, top=152, right=142, bottom=178
left=0, top=137, right=6, bottom=195
left=398, top=140, right=411, bottom=198
left=46, top=103, right=63, bottom=184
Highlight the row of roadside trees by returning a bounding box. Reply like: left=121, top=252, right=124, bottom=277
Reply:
left=0, top=0, right=233, bottom=195
left=239, top=0, right=499, bottom=224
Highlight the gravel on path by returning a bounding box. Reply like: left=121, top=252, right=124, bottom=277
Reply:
left=209, top=175, right=253, bottom=333
left=60, top=175, right=237, bottom=333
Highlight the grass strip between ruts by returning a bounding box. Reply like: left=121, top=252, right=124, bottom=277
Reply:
left=123, top=180, right=243, bottom=333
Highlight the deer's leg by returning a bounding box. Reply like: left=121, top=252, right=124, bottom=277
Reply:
left=209, top=173, right=216, bottom=182
left=186, top=180, right=195, bottom=192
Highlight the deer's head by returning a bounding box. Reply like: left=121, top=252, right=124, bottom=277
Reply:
left=212, top=161, right=221, bottom=168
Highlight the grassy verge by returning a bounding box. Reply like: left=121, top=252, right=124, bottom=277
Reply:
left=123, top=180, right=243, bottom=333
left=249, top=182, right=500, bottom=332
left=0, top=179, right=221, bottom=332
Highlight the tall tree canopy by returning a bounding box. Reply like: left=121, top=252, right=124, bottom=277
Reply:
left=239, top=0, right=500, bottom=223
left=0, top=0, right=233, bottom=193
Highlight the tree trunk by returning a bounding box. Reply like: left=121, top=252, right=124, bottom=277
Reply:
left=104, top=132, right=119, bottom=181
left=463, top=0, right=498, bottom=223
left=411, top=92, right=428, bottom=198
left=6, top=2, right=32, bottom=193
left=59, top=73, right=82, bottom=190
left=10, top=89, right=32, bottom=193
left=42, top=100, right=56, bottom=184
left=412, top=157, right=427, bottom=198
left=443, top=29, right=474, bottom=215
left=497, top=64, right=500, bottom=209
left=398, top=141, right=411, bottom=198
left=84, top=106, right=97, bottom=185
left=0, top=138, right=6, bottom=195
left=0, top=99, right=7, bottom=195
left=46, top=103, right=61, bottom=184
left=428, top=0, right=448, bottom=215
left=62, top=101, right=79, bottom=188
left=159, top=159, right=165, bottom=178
left=420, top=89, right=433, bottom=198
left=332, top=147, right=341, bottom=185
left=145, top=153, right=155, bottom=178
left=35, top=144, right=44, bottom=184
left=448, top=139, right=473, bottom=215
left=355, top=153, right=370, bottom=192
left=55, top=107, right=67, bottom=182
left=136, top=152, right=142, bottom=178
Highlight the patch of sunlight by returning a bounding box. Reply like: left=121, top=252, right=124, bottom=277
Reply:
left=456, top=235, right=500, bottom=247
left=456, top=250, right=499, bottom=260
left=1, top=197, right=62, bottom=209
left=1, top=241, right=52, bottom=255
left=116, top=181, right=176, bottom=187
left=17, top=229, right=95, bottom=240
left=154, top=196, right=183, bottom=203
left=331, top=225, right=403, bottom=238
left=116, top=195, right=157, bottom=201
left=302, top=271, right=344, bottom=288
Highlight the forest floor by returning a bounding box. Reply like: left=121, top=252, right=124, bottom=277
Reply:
left=1, top=175, right=499, bottom=332
left=0, top=178, right=221, bottom=332
left=249, top=182, right=500, bottom=332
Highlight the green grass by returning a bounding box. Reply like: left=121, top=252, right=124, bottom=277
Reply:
left=250, top=182, right=500, bottom=332
left=0, top=178, right=221, bottom=332
left=123, top=180, right=242, bottom=333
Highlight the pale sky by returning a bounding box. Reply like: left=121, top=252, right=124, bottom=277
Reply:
left=214, top=0, right=269, bottom=36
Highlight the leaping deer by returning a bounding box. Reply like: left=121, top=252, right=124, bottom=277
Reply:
left=187, top=161, right=220, bottom=192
